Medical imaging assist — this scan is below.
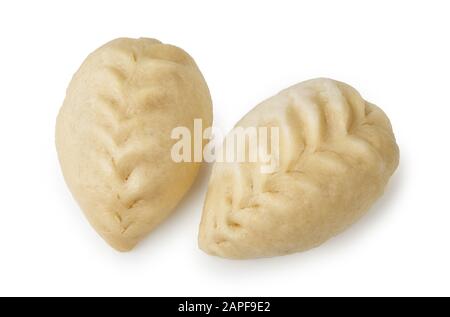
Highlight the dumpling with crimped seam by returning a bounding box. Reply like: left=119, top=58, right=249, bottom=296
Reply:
left=56, top=38, right=212, bottom=251
left=198, top=78, right=399, bottom=259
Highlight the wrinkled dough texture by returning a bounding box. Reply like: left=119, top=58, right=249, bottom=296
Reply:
left=199, top=78, right=399, bottom=259
left=56, top=38, right=212, bottom=251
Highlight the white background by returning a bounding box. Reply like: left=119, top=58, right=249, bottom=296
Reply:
left=0, top=0, right=449, bottom=297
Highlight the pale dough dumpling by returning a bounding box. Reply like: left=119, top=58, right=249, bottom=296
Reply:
left=56, top=38, right=212, bottom=251
left=199, top=78, right=399, bottom=259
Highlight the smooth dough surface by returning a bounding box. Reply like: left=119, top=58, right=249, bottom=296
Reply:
left=56, top=38, right=212, bottom=251
left=199, top=78, right=399, bottom=259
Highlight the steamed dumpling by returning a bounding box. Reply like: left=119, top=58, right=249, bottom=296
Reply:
left=56, top=38, right=212, bottom=251
left=199, top=78, right=399, bottom=259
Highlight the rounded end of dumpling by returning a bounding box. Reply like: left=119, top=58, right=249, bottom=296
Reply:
left=101, top=232, right=139, bottom=252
